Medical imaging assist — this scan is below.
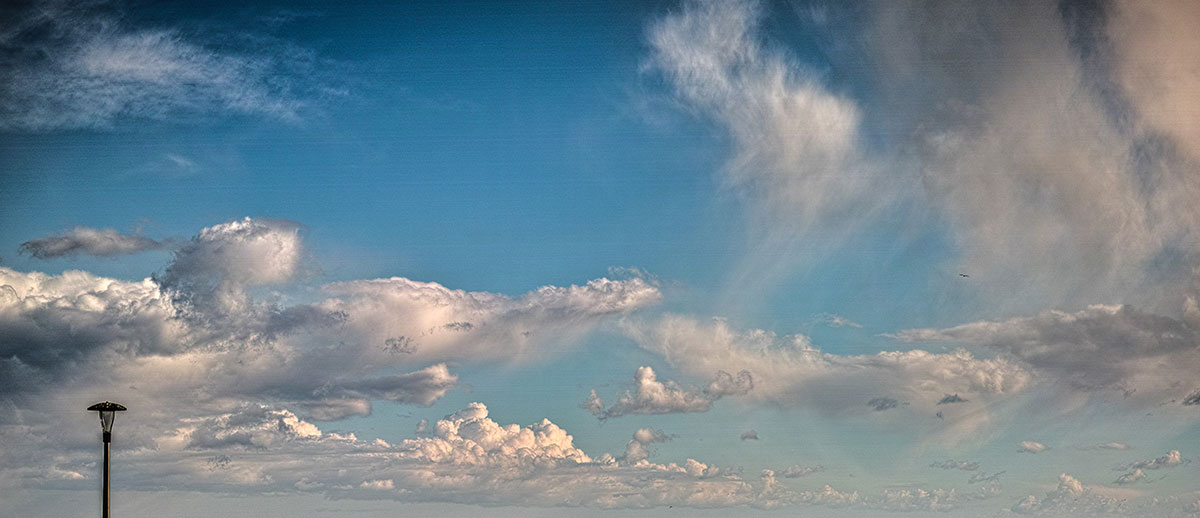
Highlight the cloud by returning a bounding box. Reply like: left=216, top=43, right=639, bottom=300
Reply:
left=779, top=465, right=821, bottom=478
left=929, top=460, right=979, bottom=471
left=937, top=394, right=968, bottom=405
left=968, top=471, right=1003, bottom=484
left=318, top=274, right=661, bottom=366
left=1183, top=390, right=1200, bottom=405
left=19, top=227, right=167, bottom=259
left=623, top=315, right=1030, bottom=417
left=623, top=427, right=670, bottom=462
left=818, top=314, right=863, bottom=329
left=704, top=369, right=754, bottom=397
left=0, top=217, right=661, bottom=421
left=1123, top=450, right=1185, bottom=471
left=866, top=397, right=899, bottom=412
left=1018, top=441, right=1049, bottom=454
left=587, top=366, right=714, bottom=419
left=332, top=363, right=458, bottom=407
left=865, top=0, right=1200, bottom=311
left=894, top=304, right=1200, bottom=396
left=740, top=429, right=758, bottom=441
left=0, top=1, right=322, bottom=131
left=1011, top=473, right=1125, bottom=515
left=1080, top=442, right=1131, bottom=451
left=645, top=0, right=877, bottom=231
left=1114, top=469, right=1147, bottom=485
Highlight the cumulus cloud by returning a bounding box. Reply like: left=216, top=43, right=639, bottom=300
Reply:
left=1114, top=469, right=1147, bottom=486
left=623, top=427, right=670, bottom=462
left=587, top=366, right=714, bottom=419
left=929, top=459, right=979, bottom=471
left=1011, top=473, right=1125, bottom=515
left=1123, top=450, right=1185, bottom=471
left=19, top=227, right=167, bottom=258
left=623, top=315, right=1030, bottom=417
left=0, top=1, right=322, bottom=131
left=0, top=215, right=661, bottom=417
left=1018, top=441, right=1049, bottom=454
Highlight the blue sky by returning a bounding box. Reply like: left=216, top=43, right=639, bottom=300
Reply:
left=3, top=0, right=1200, bottom=516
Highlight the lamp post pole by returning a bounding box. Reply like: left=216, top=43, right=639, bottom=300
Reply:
left=87, top=402, right=126, bottom=518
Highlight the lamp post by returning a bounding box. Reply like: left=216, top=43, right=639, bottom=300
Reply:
left=87, top=401, right=126, bottom=518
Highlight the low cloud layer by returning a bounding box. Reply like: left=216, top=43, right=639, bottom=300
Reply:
left=0, top=217, right=666, bottom=504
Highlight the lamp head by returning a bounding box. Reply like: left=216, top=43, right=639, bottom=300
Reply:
left=87, top=401, right=127, bottom=435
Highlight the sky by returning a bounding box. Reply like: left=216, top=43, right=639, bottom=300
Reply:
left=2, top=0, right=1200, bottom=516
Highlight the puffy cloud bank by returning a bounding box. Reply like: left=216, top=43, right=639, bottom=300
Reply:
left=0, top=217, right=665, bottom=505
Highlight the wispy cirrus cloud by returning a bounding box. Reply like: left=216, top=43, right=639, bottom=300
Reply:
left=0, top=1, right=329, bottom=132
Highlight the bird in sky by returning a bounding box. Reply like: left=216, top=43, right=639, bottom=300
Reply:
left=959, top=273, right=970, bottom=278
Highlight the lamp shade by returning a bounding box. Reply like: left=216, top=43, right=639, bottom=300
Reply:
left=87, top=402, right=127, bottom=433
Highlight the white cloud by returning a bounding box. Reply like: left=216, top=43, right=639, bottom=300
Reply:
left=19, top=227, right=167, bottom=259
left=1011, top=473, right=1127, bottom=515
left=587, top=366, right=713, bottom=419
left=1109, top=0, right=1200, bottom=164
left=1124, top=450, right=1185, bottom=471
left=0, top=1, right=319, bottom=131
left=1019, top=441, right=1049, bottom=454
left=646, top=0, right=875, bottom=229
left=624, top=315, right=1030, bottom=414
left=623, top=427, right=670, bottom=462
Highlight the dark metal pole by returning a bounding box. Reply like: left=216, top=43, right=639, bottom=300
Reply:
left=103, top=430, right=111, bottom=518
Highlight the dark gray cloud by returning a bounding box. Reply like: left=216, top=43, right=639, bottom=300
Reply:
left=896, top=304, right=1200, bottom=395
left=332, top=364, right=458, bottom=407
left=937, top=394, right=968, bottom=405
left=19, top=227, right=167, bottom=258
left=929, top=459, right=978, bottom=471
left=1183, top=390, right=1200, bottom=405
left=867, top=397, right=899, bottom=411
left=704, top=369, right=754, bottom=397
left=968, top=471, right=1004, bottom=484
left=779, top=464, right=822, bottom=478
